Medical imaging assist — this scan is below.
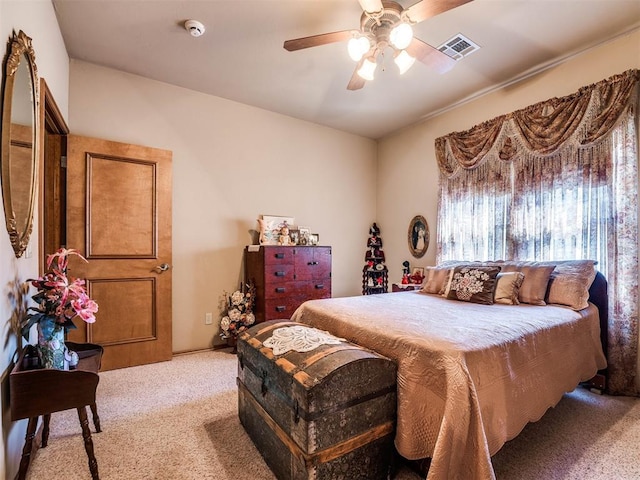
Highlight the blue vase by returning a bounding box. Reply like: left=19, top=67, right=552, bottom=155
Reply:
left=37, top=317, right=67, bottom=370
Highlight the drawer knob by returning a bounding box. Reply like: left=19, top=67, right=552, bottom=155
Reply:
left=275, top=306, right=286, bottom=312
left=275, top=287, right=285, bottom=293
left=307, top=261, right=319, bottom=266
left=275, top=253, right=285, bottom=259
left=275, top=271, right=285, bottom=277
left=315, top=284, right=324, bottom=289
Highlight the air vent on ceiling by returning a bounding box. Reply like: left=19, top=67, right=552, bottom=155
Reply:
left=437, top=33, right=480, bottom=61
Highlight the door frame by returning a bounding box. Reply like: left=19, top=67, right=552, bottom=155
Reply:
left=38, top=81, right=173, bottom=370
left=39, top=78, right=69, bottom=272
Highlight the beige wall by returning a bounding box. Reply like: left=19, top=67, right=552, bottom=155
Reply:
left=0, top=1, right=69, bottom=478
left=68, top=60, right=377, bottom=353
left=377, top=29, right=640, bottom=385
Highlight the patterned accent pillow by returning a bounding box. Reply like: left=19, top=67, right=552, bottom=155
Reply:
left=444, top=266, right=501, bottom=305
left=420, top=266, right=452, bottom=294
left=494, top=271, right=525, bottom=305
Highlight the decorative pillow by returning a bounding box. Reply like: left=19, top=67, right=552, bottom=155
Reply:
left=420, top=266, right=451, bottom=294
left=539, top=260, right=597, bottom=310
left=494, top=272, right=525, bottom=305
left=501, top=264, right=555, bottom=305
left=444, top=266, right=501, bottom=305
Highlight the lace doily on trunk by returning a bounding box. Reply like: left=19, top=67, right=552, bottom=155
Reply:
left=263, top=325, right=345, bottom=355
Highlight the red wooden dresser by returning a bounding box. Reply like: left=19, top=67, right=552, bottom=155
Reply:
left=245, top=245, right=332, bottom=322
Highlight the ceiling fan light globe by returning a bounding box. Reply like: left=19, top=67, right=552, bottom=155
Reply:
left=347, top=38, right=362, bottom=61
left=348, top=36, right=370, bottom=61
left=394, top=50, right=415, bottom=75
left=358, top=0, right=384, bottom=15
left=390, top=23, right=413, bottom=50
left=357, top=58, right=377, bottom=81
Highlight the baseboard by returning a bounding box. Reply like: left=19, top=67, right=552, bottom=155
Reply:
left=172, top=347, right=213, bottom=357
left=172, top=344, right=233, bottom=357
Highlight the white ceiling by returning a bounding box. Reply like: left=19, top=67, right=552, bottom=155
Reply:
left=51, top=0, right=640, bottom=139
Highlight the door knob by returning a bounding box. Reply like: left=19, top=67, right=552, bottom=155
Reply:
left=154, top=263, right=171, bottom=273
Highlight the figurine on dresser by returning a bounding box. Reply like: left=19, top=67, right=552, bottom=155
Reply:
left=401, top=260, right=411, bottom=284
left=278, top=225, right=291, bottom=245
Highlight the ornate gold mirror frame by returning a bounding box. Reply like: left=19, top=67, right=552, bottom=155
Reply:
left=1, top=30, right=40, bottom=257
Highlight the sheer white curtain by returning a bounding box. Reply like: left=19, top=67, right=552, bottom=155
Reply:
left=509, top=146, right=611, bottom=268
left=435, top=70, right=639, bottom=396
left=437, top=160, right=511, bottom=261
left=437, top=144, right=614, bottom=268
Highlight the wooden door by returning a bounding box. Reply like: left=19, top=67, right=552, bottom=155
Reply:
left=64, top=135, right=172, bottom=371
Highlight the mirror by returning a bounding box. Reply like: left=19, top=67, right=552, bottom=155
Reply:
left=1, top=30, right=39, bottom=257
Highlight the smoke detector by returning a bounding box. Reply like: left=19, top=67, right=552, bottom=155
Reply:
left=184, top=20, right=205, bottom=37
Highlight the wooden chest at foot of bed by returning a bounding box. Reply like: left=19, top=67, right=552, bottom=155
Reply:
left=237, top=320, right=397, bottom=480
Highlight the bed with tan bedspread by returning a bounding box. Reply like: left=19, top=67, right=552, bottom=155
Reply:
left=291, top=287, right=607, bottom=479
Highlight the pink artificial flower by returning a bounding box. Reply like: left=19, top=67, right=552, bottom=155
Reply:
left=23, top=248, right=99, bottom=340
left=71, top=295, right=99, bottom=323
left=68, top=277, right=87, bottom=296
left=44, top=273, right=71, bottom=303
left=46, top=248, right=87, bottom=271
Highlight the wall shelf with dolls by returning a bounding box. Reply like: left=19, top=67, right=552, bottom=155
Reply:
left=362, top=223, right=388, bottom=295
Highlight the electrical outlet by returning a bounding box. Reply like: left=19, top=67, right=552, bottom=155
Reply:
left=205, top=312, right=213, bottom=325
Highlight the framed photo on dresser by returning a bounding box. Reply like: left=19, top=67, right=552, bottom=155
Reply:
left=298, top=227, right=311, bottom=245
left=259, top=215, right=295, bottom=245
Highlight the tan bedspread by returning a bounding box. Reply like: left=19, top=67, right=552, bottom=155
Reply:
left=290, top=291, right=606, bottom=480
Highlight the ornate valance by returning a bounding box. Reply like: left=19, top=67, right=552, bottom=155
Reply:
left=436, top=69, right=640, bottom=178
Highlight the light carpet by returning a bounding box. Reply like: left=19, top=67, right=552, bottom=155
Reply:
left=24, top=350, right=640, bottom=479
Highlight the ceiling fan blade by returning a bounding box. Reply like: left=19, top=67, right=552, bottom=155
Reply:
left=347, top=59, right=366, bottom=91
left=406, top=38, right=457, bottom=74
left=358, top=0, right=383, bottom=14
left=284, top=30, right=353, bottom=51
left=404, top=0, right=473, bottom=24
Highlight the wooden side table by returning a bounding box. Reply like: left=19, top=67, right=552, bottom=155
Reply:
left=391, top=283, right=422, bottom=292
left=10, top=342, right=103, bottom=480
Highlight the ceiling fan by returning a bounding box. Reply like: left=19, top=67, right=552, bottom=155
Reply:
left=283, top=0, right=472, bottom=90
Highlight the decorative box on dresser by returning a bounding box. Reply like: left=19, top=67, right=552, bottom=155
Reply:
left=244, top=245, right=332, bottom=322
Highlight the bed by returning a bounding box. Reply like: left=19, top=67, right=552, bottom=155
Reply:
left=290, top=262, right=608, bottom=480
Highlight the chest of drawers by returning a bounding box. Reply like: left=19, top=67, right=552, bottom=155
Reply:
left=244, top=245, right=332, bottom=322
